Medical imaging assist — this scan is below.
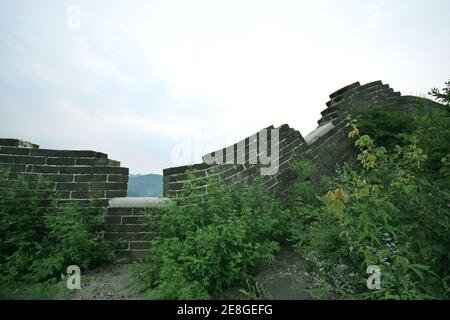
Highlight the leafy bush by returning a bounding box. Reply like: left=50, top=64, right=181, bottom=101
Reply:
left=290, top=119, right=450, bottom=299
left=351, top=104, right=418, bottom=150
left=429, top=80, right=450, bottom=106
left=353, top=96, right=450, bottom=185
left=134, top=174, right=285, bottom=299
left=0, top=170, right=114, bottom=296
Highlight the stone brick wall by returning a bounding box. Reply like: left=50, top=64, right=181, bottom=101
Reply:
left=0, top=138, right=129, bottom=207
left=163, top=124, right=309, bottom=200
left=163, top=80, right=442, bottom=199
left=104, top=198, right=169, bottom=263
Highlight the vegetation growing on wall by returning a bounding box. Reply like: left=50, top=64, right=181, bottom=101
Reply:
left=290, top=120, right=449, bottom=299
left=135, top=80, right=449, bottom=300
left=132, top=173, right=288, bottom=299
left=0, top=171, right=115, bottom=299
left=353, top=97, right=450, bottom=185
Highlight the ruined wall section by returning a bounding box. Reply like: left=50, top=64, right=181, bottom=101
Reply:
left=306, top=80, right=402, bottom=177
left=163, top=80, right=441, bottom=199
left=0, top=139, right=129, bottom=207
left=163, top=123, right=310, bottom=200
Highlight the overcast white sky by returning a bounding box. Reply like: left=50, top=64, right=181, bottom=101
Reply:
left=1, top=0, right=449, bottom=174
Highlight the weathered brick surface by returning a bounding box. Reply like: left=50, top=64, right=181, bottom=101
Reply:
left=104, top=205, right=167, bottom=263
left=74, top=174, right=107, bottom=182
left=0, top=141, right=128, bottom=208
left=105, top=190, right=128, bottom=198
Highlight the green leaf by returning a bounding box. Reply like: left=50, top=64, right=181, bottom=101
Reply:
left=358, top=187, right=370, bottom=197
left=330, top=199, right=345, bottom=217
left=403, top=185, right=416, bottom=194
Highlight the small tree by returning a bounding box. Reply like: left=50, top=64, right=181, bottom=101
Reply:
left=429, top=79, right=450, bottom=106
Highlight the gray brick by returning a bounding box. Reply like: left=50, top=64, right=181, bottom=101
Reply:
left=74, top=174, right=107, bottom=182
left=71, top=191, right=105, bottom=199
left=94, top=152, right=108, bottom=159
left=129, top=241, right=151, bottom=250
left=90, top=182, right=127, bottom=191
left=56, top=182, right=90, bottom=191
left=105, top=216, right=122, bottom=225
left=105, top=224, right=148, bottom=233
left=60, top=166, right=92, bottom=174
left=116, top=250, right=148, bottom=260
left=106, top=207, right=134, bottom=216
left=94, top=159, right=119, bottom=166
left=0, top=155, right=46, bottom=165
left=0, top=146, right=31, bottom=156
left=107, top=174, right=128, bottom=183
left=42, top=174, right=74, bottom=182
left=0, top=139, right=22, bottom=147
left=105, top=190, right=127, bottom=198
left=55, top=191, right=71, bottom=198
left=105, top=241, right=130, bottom=250
left=93, top=166, right=129, bottom=175
left=56, top=199, right=92, bottom=207
left=91, top=199, right=110, bottom=207
left=104, top=232, right=154, bottom=241
left=76, top=158, right=117, bottom=166
left=103, top=232, right=123, bottom=241
left=47, top=158, right=76, bottom=165
left=30, top=149, right=96, bottom=158
left=75, top=158, right=95, bottom=166
left=26, top=165, right=59, bottom=174
left=121, top=216, right=145, bottom=224
left=0, top=163, right=26, bottom=172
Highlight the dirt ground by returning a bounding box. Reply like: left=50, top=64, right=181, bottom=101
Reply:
left=62, top=263, right=147, bottom=300
left=256, top=249, right=319, bottom=300
left=57, top=249, right=317, bottom=300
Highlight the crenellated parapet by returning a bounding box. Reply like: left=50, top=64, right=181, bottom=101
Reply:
left=0, top=138, right=129, bottom=207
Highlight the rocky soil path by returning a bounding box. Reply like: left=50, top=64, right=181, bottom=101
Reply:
left=58, top=249, right=317, bottom=300
left=63, top=263, right=146, bottom=300
left=256, top=249, right=319, bottom=300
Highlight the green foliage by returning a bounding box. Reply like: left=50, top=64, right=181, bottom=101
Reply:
left=238, top=278, right=270, bottom=300
left=414, top=110, right=450, bottom=185
left=352, top=95, right=450, bottom=186
left=289, top=118, right=450, bottom=299
left=0, top=170, right=114, bottom=296
left=134, top=173, right=284, bottom=299
left=429, top=80, right=450, bottom=106
left=351, top=104, right=418, bottom=150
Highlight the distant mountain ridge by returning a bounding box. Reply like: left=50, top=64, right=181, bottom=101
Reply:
left=128, top=174, right=163, bottom=197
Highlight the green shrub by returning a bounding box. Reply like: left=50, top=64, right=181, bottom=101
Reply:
left=0, top=170, right=114, bottom=295
left=352, top=96, right=450, bottom=185
left=134, top=174, right=284, bottom=299
left=290, top=120, right=450, bottom=299
left=351, top=104, right=418, bottom=150
left=429, top=80, right=450, bottom=106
